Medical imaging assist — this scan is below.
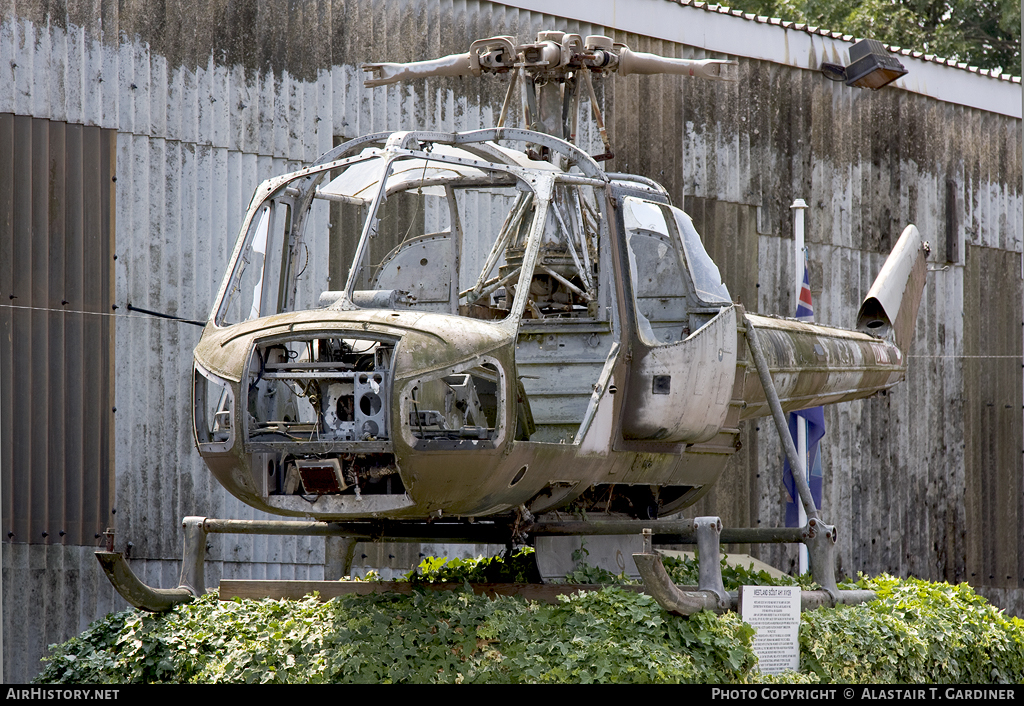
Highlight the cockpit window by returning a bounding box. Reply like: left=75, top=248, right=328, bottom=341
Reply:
left=345, top=151, right=525, bottom=321
left=214, top=142, right=605, bottom=329
left=218, top=198, right=292, bottom=326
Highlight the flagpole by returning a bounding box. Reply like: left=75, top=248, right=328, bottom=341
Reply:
left=797, top=417, right=809, bottom=573
left=793, top=199, right=806, bottom=310
left=791, top=199, right=810, bottom=574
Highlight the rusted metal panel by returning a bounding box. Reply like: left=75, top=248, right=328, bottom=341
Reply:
left=0, top=114, right=115, bottom=548
left=0, top=113, right=14, bottom=546
left=964, top=244, right=1023, bottom=591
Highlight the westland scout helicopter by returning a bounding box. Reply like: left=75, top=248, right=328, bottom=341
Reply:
left=99, top=32, right=926, bottom=613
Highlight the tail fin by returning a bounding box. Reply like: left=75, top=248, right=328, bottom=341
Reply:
left=856, top=224, right=930, bottom=350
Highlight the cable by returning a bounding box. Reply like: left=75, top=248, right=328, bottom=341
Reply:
left=1, top=302, right=205, bottom=327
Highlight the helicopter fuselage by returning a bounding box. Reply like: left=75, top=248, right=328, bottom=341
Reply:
left=191, top=128, right=918, bottom=523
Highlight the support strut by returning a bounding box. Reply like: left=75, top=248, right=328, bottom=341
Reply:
left=741, top=310, right=843, bottom=599
left=97, top=514, right=869, bottom=613
left=94, top=552, right=194, bottom=612
left=742, top=310, right=820, bottom=523
left=96, top=517, right=209, bottom=612
left=634, top=521, right=876, bottom=616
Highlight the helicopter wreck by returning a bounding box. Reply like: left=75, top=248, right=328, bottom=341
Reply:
left=98, top=31, right=928, bottom=613
left=191, top=127, right=920, bottom=522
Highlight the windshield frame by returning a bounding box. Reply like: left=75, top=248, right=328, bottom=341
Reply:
left=212, top=152, right=382, bottom=327
left=211, top=144, right=573, bottom=332
left=342, top=148, right=558, bottom=331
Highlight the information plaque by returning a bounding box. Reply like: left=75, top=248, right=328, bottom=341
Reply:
left=739, top=586, right=801, bottom=674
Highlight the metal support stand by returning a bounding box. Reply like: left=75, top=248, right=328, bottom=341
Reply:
left=179, top=516, right=208, bottom=596
left=803, top=518, right=840, bottom=600
left=96, top=517, right=211, bottom=612
left=95, top=513, right=868, bottom=614
left=742, top=310, right=851, bottom=602
left=742, top=310, right=820, bottom=522
left=98, top=516, right=517, bottom=611
left=694, top=517, right=729, bottom=609
left=633, top=539, right=875, bottom=615
left=325, top=536, right=359, bottom=579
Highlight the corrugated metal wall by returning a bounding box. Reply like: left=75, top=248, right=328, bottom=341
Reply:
left=0, top=114, right=115, bottom=547
left=0, top=113, right=118, bottom=684
left=964, top=244, right=1024, bottom=592
left=1, top=0, right=1021, bottom=682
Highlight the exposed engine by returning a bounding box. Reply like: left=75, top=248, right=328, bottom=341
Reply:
left=243, top=334, right=402, bottom=497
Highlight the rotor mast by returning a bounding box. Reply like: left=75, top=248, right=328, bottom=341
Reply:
left=362, top=30, right=735, bottom=162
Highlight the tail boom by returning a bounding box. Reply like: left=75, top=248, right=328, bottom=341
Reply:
left=738, top=314, right=906, bottom=421
left=739, top=224, right=927, bottom=420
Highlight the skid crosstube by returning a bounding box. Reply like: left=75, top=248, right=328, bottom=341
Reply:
left=96, top=514, right=875, bottom=613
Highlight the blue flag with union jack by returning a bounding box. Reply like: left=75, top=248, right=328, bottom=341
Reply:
left=784, top=252, right=824, bottom=526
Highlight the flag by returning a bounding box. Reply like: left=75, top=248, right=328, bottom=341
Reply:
left=795, top=254, right=814, bottom=321
left=784, top=252, right=824, bottom=526
left=783, top=404, right=825, bottom=527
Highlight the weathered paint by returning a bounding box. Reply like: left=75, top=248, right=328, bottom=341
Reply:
left=1, top=0, right=1021, bottom=682
left=189, top=125, right=928, bottom=531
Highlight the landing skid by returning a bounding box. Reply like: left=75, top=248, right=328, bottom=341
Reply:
left=96, top=514, right=875, bottom=613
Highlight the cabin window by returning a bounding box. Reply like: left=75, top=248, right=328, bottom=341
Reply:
left=215, top=142, right=609, bottom=332
left=321, top=148, right=533, bottom=322
left=623, top=198, right=690, bottom=345
left=193, top=364, right=235, bottom=451
left=401, top=359, right=504, bottom=449
left=671, top=208, right=731, bottom=306
left=622, top=197, right=730, bottom=347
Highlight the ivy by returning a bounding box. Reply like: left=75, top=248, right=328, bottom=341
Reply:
left=662, top=554, right=820, bottom=591
left=33, top=554, right=1024, bottom=684
left=800, top=575, right=1024, bottom=684
left=399, top=547, right=540, bottom=584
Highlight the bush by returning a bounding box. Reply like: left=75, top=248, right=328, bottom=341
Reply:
left=33, top=553, right=1024, bottom=684
left=800, top=575, right=1024, bottom=683
left=34, top=589, right=755, bottom=684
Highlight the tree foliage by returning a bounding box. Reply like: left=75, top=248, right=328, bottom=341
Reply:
left=724, top=0, right=1021, bottom=75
